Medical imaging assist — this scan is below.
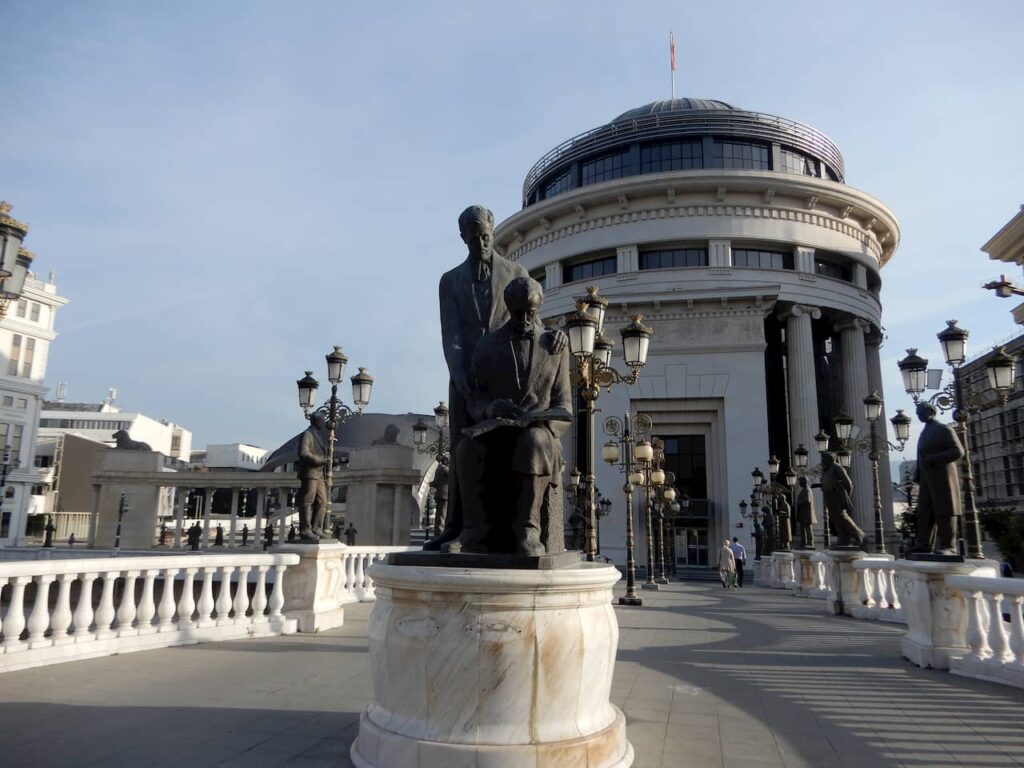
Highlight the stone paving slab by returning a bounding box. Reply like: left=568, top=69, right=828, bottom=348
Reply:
left=1, top=581, right=1023, bottom=767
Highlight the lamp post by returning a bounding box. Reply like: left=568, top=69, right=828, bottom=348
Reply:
left=601, top=412, right=650, bottom=605
left=297, top=346, right=373, bottom=536
left=412, top=401, right=450, bottom=460
left=565, top=286, right=652, bottom=562
left=0, top=202, right=36, bottom=318
left=897, top=323, right=1015, bottom=559
left=639, top=438, right=675, bottom=585
left=634, top=438, right=657, bottom=586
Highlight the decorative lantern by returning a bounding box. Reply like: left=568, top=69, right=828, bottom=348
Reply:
left=985, top=347, right=1016, bottom=396
left=890, top=409, right=912, bottom=446
left=325, top=346, right=348, bottom=384
left=412, top=418, right=429, bottom=446
left=814, top=429, right=830, bottom=453
left=566, top=308, right=597, bottom=358
left=863, top=391, right=883, bottom=423
left=833, top=413, right=854, bottom=442
left=937, top=320, right=969, bottom=367
left=602, top=440, right=620, bottom=465
left=297, top=371, right=319, bottom=411
left=635, top=440, right=654, bottom=463
left=897, top=348, right=929, bottom=398
left=350, top=367, right=374, bottom=411
left=433, top=401, right=449, bottom=430
left=621, top=315, right=653, bottom=367
left=793, top=444, right=809, bottom=469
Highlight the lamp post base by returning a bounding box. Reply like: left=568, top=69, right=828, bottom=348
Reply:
left=654, top=577, right=669, bottom=585
left=641, top=582, right=660, bottom=591
left=618, top=596, right=643, bottom=606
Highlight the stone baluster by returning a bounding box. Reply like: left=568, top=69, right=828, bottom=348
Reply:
left=94, top=572, right=118, bottom=638
left=136, top=570, right=158, bottom=632
left=344, top=552, right=356, bottom=592
left=861, top=567, right=876, bottom=609
left=2, top=575, right=30, bottom=647
left=196, top=566, right=216, bottom=627
left=986, top=592, right=1013, bottom=663
left=355, top=554, right=366, bottom=591
left=252, top=565, right=269, bottom=622
left=215, top=566, right=234, bottom=625
left=178, top=567, right=198, bottom=628
left=116, top=570, right=140, bottom=634
left=884, top=567, right=899, bottom=610
left=233, top=566, right=252, bottom=621
left=157, top=568, right=178, bottom=631
left=72, top=572, right=97, bottom=637
left=27, top=574, right=56, bottom=646
left=965, top=590, right=992, bottom=661
left=1009, top=596, right=1024, bottom=667
left=50, top=573, right=76, bottom=642
left=269, top=564, right=286, bottom=620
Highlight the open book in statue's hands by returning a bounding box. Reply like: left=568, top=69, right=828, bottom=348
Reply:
left=463, top=406, right=572, bottom=439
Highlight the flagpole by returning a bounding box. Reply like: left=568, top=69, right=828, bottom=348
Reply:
left=669, top=30, right=676, bottom=100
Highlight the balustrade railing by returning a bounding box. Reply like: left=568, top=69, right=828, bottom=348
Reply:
left=947, top=575, right=1024, bottom=690
left=0, top=552, right=299, bottom=673
left=852, top=558, right=904, bottom=623
left=338, top=546, right=416, bottom=604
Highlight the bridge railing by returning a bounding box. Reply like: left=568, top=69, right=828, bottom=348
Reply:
left=852, top=558, right=904, bottom=623
left=338, top=546, right=416, bottom=603
left=0, top=551, right=299, bottom=673
left=946, top=574, right=1024, bottom=689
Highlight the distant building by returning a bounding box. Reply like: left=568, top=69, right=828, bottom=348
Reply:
left=982, top=206, right=1024, bottom=324
left=961, top=335, right=1024, bottom=515
left=0, top=202, right=69, bottom=544
left=38, top=399, right=192, bottom=458
left=191, top=443, right=269, bottom=471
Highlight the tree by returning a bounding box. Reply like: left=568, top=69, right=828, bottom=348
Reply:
left=979, top=508, right=1024, bottom=569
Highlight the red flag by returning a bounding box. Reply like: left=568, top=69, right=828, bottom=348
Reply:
left=670, top=31, right=676, bottom=72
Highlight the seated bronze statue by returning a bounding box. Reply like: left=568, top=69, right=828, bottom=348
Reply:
left=455, top=277, right=572, bottom=556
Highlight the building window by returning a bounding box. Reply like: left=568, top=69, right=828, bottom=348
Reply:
left=779, top=148, right=819, bottom=177
left=15, top=300, right=26, bottom=319
left=814, top=258, right=851, bottom=281
left=8, top=334, right=21, bottom=376
left=660, top=435, right=708, bottom=500
left=34, top=455, right=53, bottom=468
left=16, top=398, right=26, bottom=409
left=1, top=396, right=10, bottom=408
left=640, top=140, right=702, bottom=173
left=30, top=303, right=40, bottom=323
left=711, top=140, right=770, bottom=170
left=530, top=271, right=547, bottom=290
left=733, top=249, right=793, bottom=270
left=22, top=338, right=35, bottom=378
left=639, top=248, right=708, bottom=269
left=31, top=485, right=45, bottom=496
left=563, top=256, right=617, bottom=284
left=0, top=423, right=23, bottom=455
left=542, top=168, right=574, bottom=200
left=581, top=150, right=628, bottom=186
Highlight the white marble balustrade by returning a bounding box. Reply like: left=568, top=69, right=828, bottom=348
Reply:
left=0, top=552, right=299, bottom=673
left=338, top=546, right=418, bottom=604
left=947, top=574, right=1024, bottom=690
left=851, top=557, right=904, bottom=623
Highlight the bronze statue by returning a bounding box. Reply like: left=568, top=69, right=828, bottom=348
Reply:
left=814, top=452, right=867, bottom=549
left=455, top=277, right=572, bottom=556
left=775, top=494, right=792, bottom=551
left=112, top=430, right=152, bottom=451
left=296, top=412, right=331, bottom=542
left=912, top=401, right=965, bottom=556
left=429, top=454, right=449, bottom=537
left=425, top=205, right=532, bottom=552
left=795, top=476, right=816, bottom=549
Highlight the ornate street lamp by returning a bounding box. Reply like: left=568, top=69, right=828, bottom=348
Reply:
left=412, top=401, right=450, bottom=459
left=566, top=286, right=653, bottom=562
left=602, top=415, right=651, bottom=606
left=297, top=346, right=373, bottom=537
left=0, top=202, right=35, bottom=318
left=897, top=322, right=1016, bottom=559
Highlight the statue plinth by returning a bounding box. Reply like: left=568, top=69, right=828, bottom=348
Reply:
left=388, top=549, right=580, bottom=570
left=823, top=548, right=869, bottom=616
left=351, top=561, right=633, bottom=768
left=277, top=542, right=347, bottom=633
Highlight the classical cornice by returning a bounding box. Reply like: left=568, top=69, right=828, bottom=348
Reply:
left=982, top=207, right=1024, bottom=266
left=495, top=171, right=900, bottom=267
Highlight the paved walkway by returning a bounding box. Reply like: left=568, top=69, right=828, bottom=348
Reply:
left=2, top=581, right=1023, bottom=767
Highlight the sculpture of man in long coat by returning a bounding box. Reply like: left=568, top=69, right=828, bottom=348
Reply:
left=425, top=205, right=530, bottom=552
left=815, top=452, right=867, bottom=549
left=795, top=475, right=816, bottom=549
left=296, top=412, right=330, bottom=541
left=913, top=401, right=965, bottom=555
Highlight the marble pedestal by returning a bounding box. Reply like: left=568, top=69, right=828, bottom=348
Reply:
left=898, top=558, right=998, bottom=670
left=791, top=549, right=817, bottom=596
left=770, top=551, right=795, bottom=589
left=277, top=542, right=347, bottom=633
left=823, top=549, right=868, bottom=615
left=752, top=559, right=766, bottom=585
left=351, top=562, right=633, bottom=768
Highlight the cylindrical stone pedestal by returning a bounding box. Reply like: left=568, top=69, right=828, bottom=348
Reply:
left=351, top=562, right=633, bottom=768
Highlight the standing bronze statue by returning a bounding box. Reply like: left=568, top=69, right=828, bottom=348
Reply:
left=456, top=277, right=572, bottom=555
left=761, top=505, right=775, bottom=556
left=424, top=205, right=531, bottom=552
left=296, top=411, right=331, bottom=541
left=814, top=452, right=867, bottom=549
left=795, top=475, right=816, bottom=549
left=775, top=494, right=792, bottom=551
left=912, top=401, right=965, bottom=556
left=429, top=454, right=450, bottom=538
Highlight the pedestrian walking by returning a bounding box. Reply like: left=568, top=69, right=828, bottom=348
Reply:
left=717, top=539, right=736, bottom=589
left=729, top=537, right=747, bottom=588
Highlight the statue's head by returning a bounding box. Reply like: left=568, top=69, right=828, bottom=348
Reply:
left=821, top=451, right=835, bottom=468
left=383, top=424, right=400, bottom=442
left=916, top=401, right=936, bottom=423
left=458, top=205, right=495, bottom=262
left=308, top=411, right=325, bottom=430
left=798, top=475, right=808, bottom=488
left=504, top=276, right=544, bottom=337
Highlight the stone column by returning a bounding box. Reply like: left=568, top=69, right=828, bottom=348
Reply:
left=254, top=488, right=267, bottom=546
left=836, top=317, right=873, bottom=535
left=228, top=488, right=239, bottom=547
left=173, top=487, right=186, bottom=548
left=278, top=487, right=289, bottom=541
left=780, top=303, right=824, bottom=539
left=203, top=487, right=214, bottom=547
left=866, top=331, right=895, bottom=534
left=88, top=483, right=101, bottom=547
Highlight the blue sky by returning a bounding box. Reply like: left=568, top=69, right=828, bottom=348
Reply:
left=3, top=1, right=1024, bottom=455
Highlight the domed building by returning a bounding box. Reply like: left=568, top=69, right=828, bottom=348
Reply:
left=493, top=98, right=900, bottom=568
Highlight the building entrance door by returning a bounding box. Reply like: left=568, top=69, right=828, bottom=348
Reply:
left=676, top=526, right=708, bottom=567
